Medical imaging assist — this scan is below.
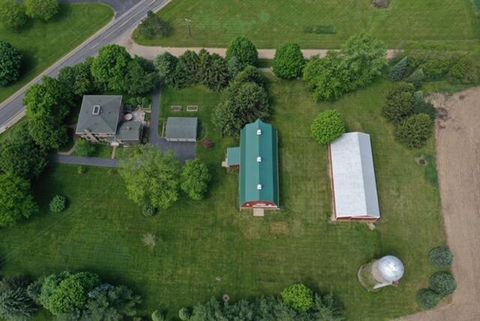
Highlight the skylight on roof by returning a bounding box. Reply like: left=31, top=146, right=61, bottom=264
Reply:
left=92, top=105, right=101, bottom=115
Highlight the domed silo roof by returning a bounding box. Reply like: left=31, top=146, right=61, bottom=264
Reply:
left=377, top=256, right=404, bottom=282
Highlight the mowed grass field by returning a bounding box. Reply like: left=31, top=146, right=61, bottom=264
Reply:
left=0, top=78, right=445, bottom=321
left=0, top=4, right=113, bottom=104
left=135, top=0, right=480, bottom=49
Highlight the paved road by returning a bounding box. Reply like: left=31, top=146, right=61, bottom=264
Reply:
left=53, top=155, right=119, bottom=168
left=0, top=0, right=171, bottom=133
left=62, top=0, right=141, bottom=16
left=150, top=89, right=196, bottom=163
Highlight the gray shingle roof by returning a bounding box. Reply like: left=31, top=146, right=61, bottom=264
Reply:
left=165, top=117, right=198, bottom=140
left=330, top=132, right=380, bottom=219
left=75, top=95, right=122, bottom=135
left=116, top=121, right=142, bottom=141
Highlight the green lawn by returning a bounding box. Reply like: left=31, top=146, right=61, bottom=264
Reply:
left=0, top=78, right=445, bottom=321
left=135, top=0, right=480, bottom=49
left=0, top=4, right=113, bottom=104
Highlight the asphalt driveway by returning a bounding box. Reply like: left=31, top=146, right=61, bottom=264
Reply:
left=150, top=89, right=196, bottom=163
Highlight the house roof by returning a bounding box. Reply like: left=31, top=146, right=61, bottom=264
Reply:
left=116, top=121, right=142, bottom=141
left=75, top=95, right=122, bottom=135
left=240, top=119, right=279, bottom=206
left=165, top=117, right=198, bottom=140
left=329, top=132, right=380, bottom=219
left=227, top=147, right=240, bottom=166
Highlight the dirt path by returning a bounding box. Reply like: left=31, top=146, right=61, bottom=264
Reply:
left=397, top=88, right=480, bottom=321
left=115, top=31, right=399, bottom=60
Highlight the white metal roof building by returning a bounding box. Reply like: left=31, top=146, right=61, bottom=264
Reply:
left=329, top=132, right=380, bottom=221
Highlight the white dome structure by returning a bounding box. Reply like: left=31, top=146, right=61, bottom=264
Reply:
left=376, top=255, right=404, bottom=283
left=358, top=255, right=405, bottom=291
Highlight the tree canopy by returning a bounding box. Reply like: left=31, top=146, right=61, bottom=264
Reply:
left=24, top=77, right=71, bottom=150
left=39, top=272, right=100, bottom=315
left=0, top=0, right=27, bottom=30
left=182, top=287, right=345, bottom=321
left=0, top=277, right=38, bottom=321
left=303, top=33, right=386, bottom=101
left=311, top=110, right=346, bottom=145
left=273, top=43, right=305, bottom=79
left=58, top=57, right=97, bottom=98
left=0, top=41, right=22, bottom=87
left=0, top=173, right=37, bottom=227
left=0, top=122, right=48, bottom=179
left=214, top=80, right=270, bottom=136
left=281, top=284, right=315, bottom=312
left=154, top=52, right=178, bottom=88
left=395, top=113, right=434, bottom=148
left=226, top=36, right=258, bottom=68
left=91, top=45, right=132, bottom=92
left=24, top=0, right=59, bottom=21
left=124, top=56, right=159, bottom=96
left=119, top=146, right=181, bottom=210
left=136, top=10, right=171, bottom=39
left=180, top=160, right=210, bottom=200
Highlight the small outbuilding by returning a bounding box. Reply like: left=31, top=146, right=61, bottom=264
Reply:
left=165, top=117, right=198, bottom=142
left=329, top=132, right=380, bottom=221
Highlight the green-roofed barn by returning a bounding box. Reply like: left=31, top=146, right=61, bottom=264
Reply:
left=223, top=119, right=280, bottom=214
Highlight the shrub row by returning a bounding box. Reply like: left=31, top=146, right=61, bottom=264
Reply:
left=382, top=82, right=435, bottom=148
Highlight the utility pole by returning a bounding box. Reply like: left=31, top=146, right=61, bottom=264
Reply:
left=184, top=18, right=192, bottom=37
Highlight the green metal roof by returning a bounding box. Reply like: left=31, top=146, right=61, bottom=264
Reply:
left=239, top=119, right=279, bottom=207
left=75, top=95, right=122, bottom=135
left=227, top=147, right=240, bottom=166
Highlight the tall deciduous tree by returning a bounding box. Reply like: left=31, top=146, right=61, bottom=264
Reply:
left=91, top=45, right=132, bottom=92
left=181, top=160, right=210, bottom=200
left=0, top=0, right=27, bottom=30
left=24, top=77, right=71, bottom=150
left=226, top=36, right=258, bottom=69
left=124, top=56, right=159, bottom=96
left=119, top=146, right=181, bottom=210
left=0, top=122, right=48, bottom=179
left=154, top=52, right=178, bottom=88
left=0, top=173, right=37, bottom=227
left=39, top=272, right=100, bottom=315
left=273, top=43, right=305, bottom=79
left=58, top=57, right=97, bottom=98
left=303, top=33, right=386, bottom=101
left=0, top=41, right=22, bottom=87
left=24, top=0, right=59, bottom=21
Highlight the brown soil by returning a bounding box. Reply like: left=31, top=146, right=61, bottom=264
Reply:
left=398, top=88, right=480, bottom=320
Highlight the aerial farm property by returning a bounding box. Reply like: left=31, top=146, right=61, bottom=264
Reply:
left=0, top=0, right=477, bottom=321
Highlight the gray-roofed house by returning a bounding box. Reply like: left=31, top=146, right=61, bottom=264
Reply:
left=165, top=117, right=198, bottom=142
left=329, top=132, right=380, bottom=221
left=75, top=95, right=142, bottom=145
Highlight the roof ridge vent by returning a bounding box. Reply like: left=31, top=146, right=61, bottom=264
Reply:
left=257, top=129, right=262, bottom=135
left=257, top=184, right=262, bottom=190
left=257, top=156, right=262, bottom=162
